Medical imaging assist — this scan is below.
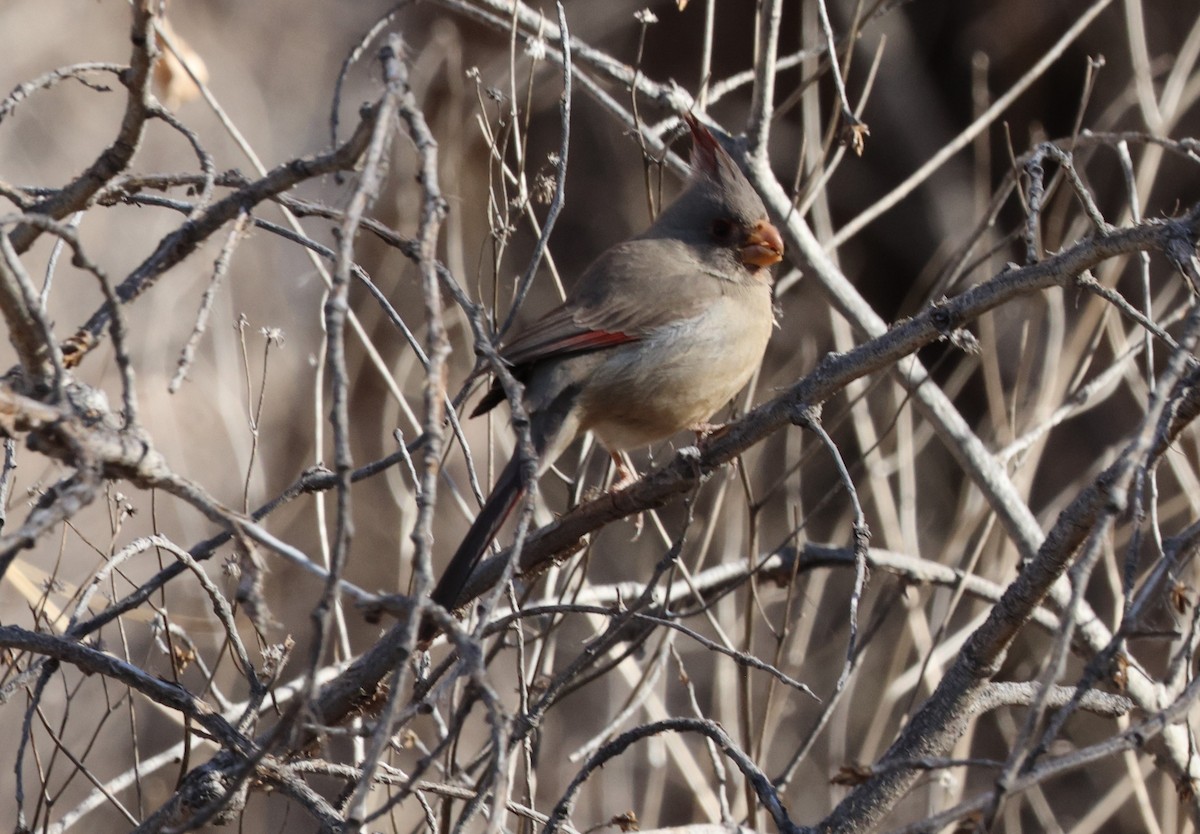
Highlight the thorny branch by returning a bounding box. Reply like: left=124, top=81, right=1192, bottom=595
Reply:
left=3, top=2, right=1200, bottom=833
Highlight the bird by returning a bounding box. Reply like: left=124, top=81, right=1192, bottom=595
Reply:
left=424, top=114, right=784, bottom=640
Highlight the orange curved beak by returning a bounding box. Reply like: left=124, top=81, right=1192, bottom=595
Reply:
left=740, top=219, right=785, bottom=267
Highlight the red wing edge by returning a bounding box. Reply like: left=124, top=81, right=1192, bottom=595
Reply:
left=471, top=328, right=640, bottom=418
left=501, top=327, right=639, bottom=367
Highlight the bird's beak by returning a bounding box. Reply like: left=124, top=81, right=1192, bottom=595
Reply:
left=740, top=220, right=785, bottom=267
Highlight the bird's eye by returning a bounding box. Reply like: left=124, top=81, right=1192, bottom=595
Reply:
left=710, top=218, right=737, bottom=242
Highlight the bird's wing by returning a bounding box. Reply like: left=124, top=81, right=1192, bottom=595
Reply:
left=471, top=240, right=726, bottom=417
left=501, top=239, right=718, bottom=365
left=496, top=304, right=637, bottom=368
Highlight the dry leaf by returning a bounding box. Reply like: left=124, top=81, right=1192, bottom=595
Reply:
left=154, top=17, right=209, bottom=109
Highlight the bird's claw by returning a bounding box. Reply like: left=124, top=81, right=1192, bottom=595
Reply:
left=610, top=452, right=639, bottom=491
left=610, top=452, right=644, bottom=537
left=690, top=421, right=731, bottom=442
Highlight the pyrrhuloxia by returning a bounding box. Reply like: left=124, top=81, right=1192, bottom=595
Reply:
left=426, top=114, right=784, bottom=635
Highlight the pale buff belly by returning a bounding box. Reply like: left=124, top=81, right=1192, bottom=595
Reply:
left=578, top=289, right=773, bottom=451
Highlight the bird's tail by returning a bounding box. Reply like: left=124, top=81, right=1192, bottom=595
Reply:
left=420, top=453, right=525, bottom=642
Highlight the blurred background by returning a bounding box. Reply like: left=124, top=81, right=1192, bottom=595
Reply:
left=2, top=1, right=1200, bottom=831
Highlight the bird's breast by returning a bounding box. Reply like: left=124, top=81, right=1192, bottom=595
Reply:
left=579, top=283, right=773, bottom=451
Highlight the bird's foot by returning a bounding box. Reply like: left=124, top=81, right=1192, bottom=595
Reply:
left=690, top=421, right=732, bottom=442
left=688, top=423, right=740, bottom=473
left=610, top=451, right=640, bottom=491
left=610, top=452, right=645, bottom=538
